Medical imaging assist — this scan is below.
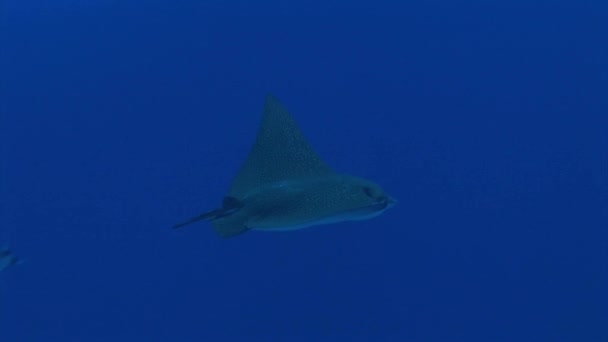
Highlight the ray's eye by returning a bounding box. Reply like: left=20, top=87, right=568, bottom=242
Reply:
left=363, top=186, right=375, bottom=198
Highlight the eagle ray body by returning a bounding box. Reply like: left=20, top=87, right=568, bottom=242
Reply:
left=174, top=95, right=395, bottom=238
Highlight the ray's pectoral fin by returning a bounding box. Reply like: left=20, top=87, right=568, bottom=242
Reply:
left=173, top=196, right=244, bottom=230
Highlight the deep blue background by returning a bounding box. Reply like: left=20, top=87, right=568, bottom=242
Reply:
left=1, top=1, right=607, bottom=341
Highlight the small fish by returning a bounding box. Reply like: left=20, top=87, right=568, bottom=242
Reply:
left=0, top=248, right=21, bottom=272
left=174, top=94, right=396, bottom=238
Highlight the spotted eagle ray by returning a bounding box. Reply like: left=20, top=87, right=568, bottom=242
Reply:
left=173, top=94, right=396, bottom=238
left=0, top=248, right=21, bottom=272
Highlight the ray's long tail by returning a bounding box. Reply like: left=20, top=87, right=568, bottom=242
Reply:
left=173, top=196, right=243, bottom=229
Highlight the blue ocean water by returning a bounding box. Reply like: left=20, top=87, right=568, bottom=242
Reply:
left=1, top=1, right=607, bottom=341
